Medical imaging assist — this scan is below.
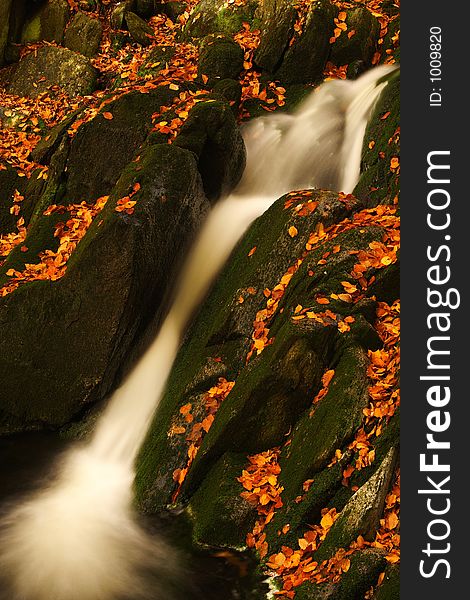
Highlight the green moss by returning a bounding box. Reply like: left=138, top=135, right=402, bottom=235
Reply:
left=198, top=35, right=244, bottom=83
left=373, top=564, right=399, bottom=600
left=188, top=452, right=256, bottom=548
left=278, top=344, right=369, bottom=502
left=21, top=14, right=41, bottom=44
left=353, top=70, right=400, bottom=206
left=330, top=6, right=380, bottom=67
left=183, top=0, right=257, bottom=38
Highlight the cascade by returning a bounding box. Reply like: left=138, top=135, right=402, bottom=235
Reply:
left=0, top=66, right=393, bottom=600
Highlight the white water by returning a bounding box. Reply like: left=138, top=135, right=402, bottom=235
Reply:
left=0, top=66, right=393, bottom=600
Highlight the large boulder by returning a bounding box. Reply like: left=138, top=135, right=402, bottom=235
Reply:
left=198, top=34, right=245, bottom=84
left=183, top=0, right=258, bottom=39
left=254, top=0, right=297, bottom=73
left=64, top=11, right=103, bottom=57
left=275, top=0, right=335, bottom=84
left=0, top=144, right=210, bottom=430
left=174, top=99, right=246, bottom=201
left=330, top=6, right=380, bottom=67
left=62, top=88, right=175, bottom=203
left=125, top=11, right=154, bottom=46
left=8, top=46, right=97, bottom=98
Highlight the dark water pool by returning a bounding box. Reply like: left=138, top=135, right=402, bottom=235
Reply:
left=0, top=432, right=268, bottom=600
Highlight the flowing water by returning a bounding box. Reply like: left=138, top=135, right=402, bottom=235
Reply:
left=0, top=66, right=393, bottom=600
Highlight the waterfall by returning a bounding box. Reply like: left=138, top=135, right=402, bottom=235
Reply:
left=0, top=66, right=393, bottom=600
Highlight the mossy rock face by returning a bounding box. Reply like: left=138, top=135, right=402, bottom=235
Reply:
left=125, top=11, right=155, bottom=46
left=134, top=190, right=367, bottom=512
left=64, top=11, right=103, bottom=57
left=189, top=452, right=257, bottom=548
left=8, top=46, right=97, bottom=98
left=330, top=6, right=380, bottom=67
left=0, top=0, right=12, bottom=66
left=212, top=78, right=242, bottom=109
left=275, top=0, right=335, bottom=85
left=0, top=165, right=27, bottom=234
left=174, top=99, right=246, bottom=201
left=314, top=448, right=397, bottom=562
left=63, top=88, right=175, bottom=203
left=297, top=549, right=387, bottom=600
left=198, top=34, right=244, bottom=84
left=278, top=345, right=370, bottom=501
left=372, top=563, right=399, bottom=600
left=183, top=0, right=257, bottom=39
left=254, top=0, right=297, bottom=73
left=354, top=70, right=400, bottom=206
left=0, top=144, right=210, bottom=429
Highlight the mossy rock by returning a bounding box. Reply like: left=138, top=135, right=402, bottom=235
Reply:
left=254, top=0, right=297, bottom=73
left=198, top=34, right=244, bottom=84
left=296, top=549, right=387, bottom=600
left=188, top=452, right=257, bottom=548
left=212, top=78, right=242, bottom=109
left=8, top=46, right=97, bottom=98
left=174, top=99, right=246, bottom=201
left=125, top=11, right=154, bottom=46
left=20, top=0, right=70, bottom=45
left=183, top=0, right=258, bottom=39
left=63, top=87, right=175, bottom=203
left=353, top=70, right=400, bottom=206
left=278, top=344, right=370, bottom=501
left=135, top=190, right=366, bottom=512
left=314, top=448, right=397, bottom=562
left=372, top=563, right=399, bottom=600
left=275, top=0, right=335, bottom=85
left=0, top=0, right=12, bottom=67
left=64, top=11, right=103, bottom=58
left=380, top=16, right=400, bottom=65
left=0, top=144, right=210, bottom=429
left=330, top=6, right=380, bottom=67
left=0, top=165, right=27, bottom=235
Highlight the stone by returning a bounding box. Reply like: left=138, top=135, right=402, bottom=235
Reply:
left=183, top=0, right=257, bottom=39
left=330, top=6, right=380, bottom=67
left=174, top=99, right=246, bottom=201
left=254, top=0, right=297, bottom=72
left=21, top=0, right=71, bottom=45
left=314, top=448, right=398, bottom=562
left=198, top=34, right=245, bottom=83
left=8, top=46, right=97, bottom=98
left=0, top=0, right=13, bottom=67
left=0, top=144, right=210, bottom=429
left=188, top=452, right=257, bottom=547
left=275, top=0, right=335, bottom=84
left=353, top=69, right=400, bottom=206
left=64, top=11, right=103, bottom=58
left=125, top=11, right=154, bottom=46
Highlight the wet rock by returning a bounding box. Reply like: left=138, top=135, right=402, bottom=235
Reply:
left=0, top=165, right=27, bottom=234
left=212, top=79, right=242, bottom=109
left=63, top=87, right=175, bottom=202
left=314, top=448, right=397, bottom=562
left=278, top=344, right=370, bottom=501
left=275, top=0, right=335, bottom=84
left=134, top=190, right=367, bottom=511
left=183, top=0, right=257, bottom=39
left=296, top=549, right=387, bottom=599
left=174, top=99, right=246, bottom=201
left=8, top=46, right=97, bottom=98
left=125, top=11, right=154, bottom=46
left=198, top=34, right=245, bottom=83
left=330, top=6, right=380, bottom=67
left=64, top=11, right=103, bottom=58
left=0, top=144, right=210, bottom=428
left=189, top=452, right=257, bottom=547
left=372, top=563, right=399, bottom=600
left=135, top=0, right=161, bottom=17
left=354, top=69, right=400, bottom=206
left=254, top=0, right=297, bottom=73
